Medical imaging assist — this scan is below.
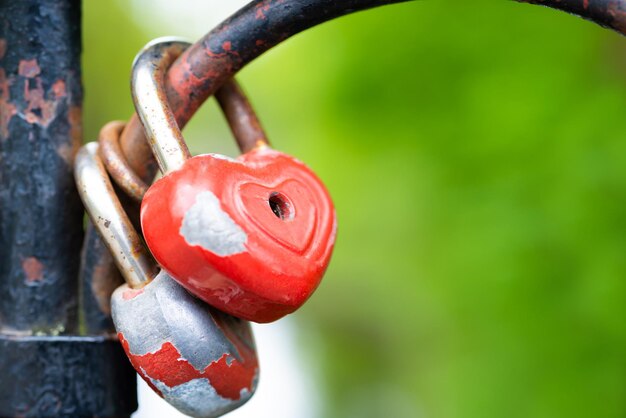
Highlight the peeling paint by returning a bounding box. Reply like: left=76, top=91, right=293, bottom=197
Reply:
left=22, top=75, right=56, bottom=126
left=180, top=191, right=248, bottom=257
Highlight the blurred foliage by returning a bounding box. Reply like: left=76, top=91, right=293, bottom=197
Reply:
left=84, top=1, right=625, bottom=417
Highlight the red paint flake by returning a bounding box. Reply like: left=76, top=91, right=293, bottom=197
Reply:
left=119, top=330, right=257, bottom=400
left=583, top=0, right=589, bottom=9
left=0, top=39, right=6, bottom=60
left=22, top=257, right=44, bottom=282
left=119, top=333, right=163, bottom=397
left=52, top=80, right=66, bottom=98
left=255, top=39, right=266, bottom=47
left=122, top=287, right=145, bottom=300
left=222, top=41, right=232, bottom=52
left=18, top=59, right=41, bottom=78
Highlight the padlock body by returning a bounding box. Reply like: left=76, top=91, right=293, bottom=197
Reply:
left=140, top=148, right=337, bottom=323
left=111, top=271, right=258, bottom=418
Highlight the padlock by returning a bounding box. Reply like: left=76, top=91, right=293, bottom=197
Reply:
left=133, top=38, right=338, bottom=323
left=74, top=137, right=259, bottom=418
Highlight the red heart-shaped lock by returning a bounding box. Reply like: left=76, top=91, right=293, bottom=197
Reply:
left=141, top=147, right=337, bottom=323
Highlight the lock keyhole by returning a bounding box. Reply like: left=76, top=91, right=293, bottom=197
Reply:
left=269, top=192, right=292, bottom=221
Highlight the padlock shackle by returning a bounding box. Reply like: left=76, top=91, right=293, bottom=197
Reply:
left=99, top=121, right=150, bottom=201
left=75, top=133, right=158, bottom=289
left=131, top=39, right=192, bottom=175
left=101, top=75, right=270, bottom=201
left=216, top=80, right=270, bottom=153
left=130, top=38, right=271, bottom=182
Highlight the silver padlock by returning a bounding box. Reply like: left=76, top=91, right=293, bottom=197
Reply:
left=74, top=138, right=259, bottom=418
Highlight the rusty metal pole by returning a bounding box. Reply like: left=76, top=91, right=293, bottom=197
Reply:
left=0, top=1, right=136, bottom=416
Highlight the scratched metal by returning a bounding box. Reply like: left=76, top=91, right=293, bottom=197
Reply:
left=111, top=271, right=241, bottom=370
left=112, top=271, right=259, bottom=418
left=180, top=191, right=249, bottom=257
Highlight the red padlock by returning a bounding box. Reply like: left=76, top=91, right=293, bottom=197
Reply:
left=75, top=136, right=259, bottom=417
left=133, top=39, right=337, bottom=323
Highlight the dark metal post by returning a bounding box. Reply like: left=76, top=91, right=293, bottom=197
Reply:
left=0, top=1, right=136, bottom=416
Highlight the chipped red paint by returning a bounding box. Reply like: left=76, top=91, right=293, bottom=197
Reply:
left=22, top=257, right=44, bottom=282
left=0, top=39, right=6, bottom=60
left=119, top=331, right=257, bottom=401
left=141, top=147, right=337, bottom=323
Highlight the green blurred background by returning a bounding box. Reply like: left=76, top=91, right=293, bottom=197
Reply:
left=83, top=1, right=625, bottom=417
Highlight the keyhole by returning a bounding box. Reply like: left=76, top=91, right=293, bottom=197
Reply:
left=269, top=192, right=292, bottom=220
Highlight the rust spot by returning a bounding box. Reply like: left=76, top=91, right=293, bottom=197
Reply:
left=222, top=41, right=232, bottom=51
left=22, top=76, right=56, bottom=125
left=18, top=59, right=41, bottom=78
left=22, top=257, right=44, bottom=282
left=52, top=79, right=66, bottom=98
left=0, top=39, right=6, bottom=60
left=0, top=68, right=16, bottom=140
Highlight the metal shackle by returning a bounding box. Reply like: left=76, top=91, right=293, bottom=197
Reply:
left=74, top=143, right=259, bottom=418
left=131, top=38, right=270, bottom=175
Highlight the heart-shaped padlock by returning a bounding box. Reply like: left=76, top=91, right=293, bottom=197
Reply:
left=75, top=137, right=259, bottom=418
left=133, top=39, right=337, bottom=323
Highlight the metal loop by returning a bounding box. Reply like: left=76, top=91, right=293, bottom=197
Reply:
left=98, top=121, right=149, bottom=201
left=131, top=39, right=192, bottom=174
left=75, top=142, right=158, bottom=289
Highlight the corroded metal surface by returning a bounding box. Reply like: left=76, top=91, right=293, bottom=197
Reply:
left=0, top=0, right=83, bottom=333
left=0, top=335, right=137, bottom=417
left=0, top=1, right=138, bottom=415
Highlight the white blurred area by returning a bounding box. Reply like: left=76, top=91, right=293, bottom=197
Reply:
left=132, top=319, right=320, bottom=418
